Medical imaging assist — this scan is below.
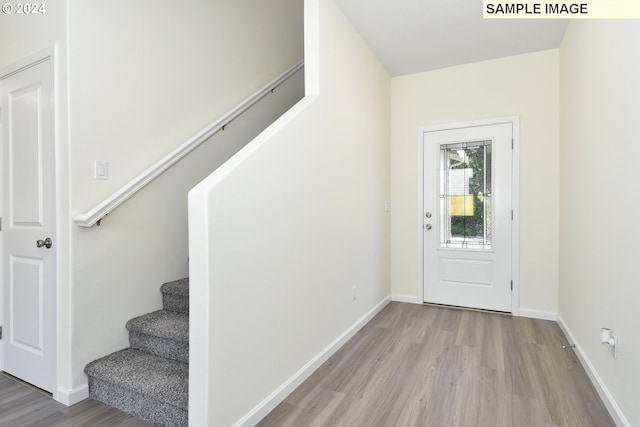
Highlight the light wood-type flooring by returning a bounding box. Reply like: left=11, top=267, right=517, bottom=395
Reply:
left=258, top=302, right=615, bottom=427
left=0, top=302, right=616, bottom=426
left=0, top=373, right=153, bottom=427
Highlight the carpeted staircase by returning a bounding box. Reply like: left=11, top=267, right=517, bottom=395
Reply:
left=84, top=278, right=189, bottom=426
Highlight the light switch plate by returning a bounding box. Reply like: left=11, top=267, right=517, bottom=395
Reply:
left=95, top=160, right=108, bottom=180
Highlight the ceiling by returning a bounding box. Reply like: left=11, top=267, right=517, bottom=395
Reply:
left=335, top=0, right=569, bottom=76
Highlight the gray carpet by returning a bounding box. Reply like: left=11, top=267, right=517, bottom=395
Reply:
left=84, top=278, right=189, bottom=426
left=160, top=278, right=189, bottom=314
left=127, top=310, right=189, bottom=363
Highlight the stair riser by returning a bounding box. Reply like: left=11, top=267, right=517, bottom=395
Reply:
left=88, top=376, right=187, bottom=427
left=162, top=293, right=189, bottom=314
left=129, top=331, right=189, bottom=364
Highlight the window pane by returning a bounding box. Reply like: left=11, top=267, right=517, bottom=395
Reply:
left=439, top=140, right=492, bottom=249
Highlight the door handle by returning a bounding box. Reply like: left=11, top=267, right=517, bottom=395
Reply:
left=36, top=237, right=53, bottom=249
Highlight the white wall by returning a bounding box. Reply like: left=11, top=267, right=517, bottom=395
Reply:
left=0, top=5, right=66, bottom=63
left=67, top=0, right=304, bottom=208
left=559, top=20, right=640, bottom=426
left=391, top=50, right=560, bottom=316
left=188, top=0, right=391, bottom=424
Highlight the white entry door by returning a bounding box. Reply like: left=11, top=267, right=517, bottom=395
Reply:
left=1, top=55, right=56, bottom=393
left=423, top=122, right=513, bottom=312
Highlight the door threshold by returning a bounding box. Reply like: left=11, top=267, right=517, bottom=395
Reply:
left=1, top=372, right=52, bottom=397
left=422, top=302, right=512, bottom=316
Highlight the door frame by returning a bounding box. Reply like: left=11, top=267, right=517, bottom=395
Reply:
left=417, top=117, right=520, bottom=315
left=0, top=46, right=59, bottom=395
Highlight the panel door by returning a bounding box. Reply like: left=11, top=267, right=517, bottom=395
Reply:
left=1, top=57, right=56, bottom=393
left=423, top=123, right=512, bottom=312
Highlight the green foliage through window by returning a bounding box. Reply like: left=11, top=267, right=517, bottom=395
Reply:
left=440, top=141, right=492, bottom=249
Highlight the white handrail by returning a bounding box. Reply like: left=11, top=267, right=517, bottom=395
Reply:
left=73, top=60, right=304, bottom=227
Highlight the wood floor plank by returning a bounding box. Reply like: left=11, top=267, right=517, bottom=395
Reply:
left=257, top=302, right=616, bottom=427
left=0, top=374, right=154, bottom=427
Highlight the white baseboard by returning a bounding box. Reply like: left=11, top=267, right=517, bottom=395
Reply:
left=389, top=298, right=557, bottom=320
left=391, top=294, right=421, bottom=304
left=234, top=295, right=392, bottom=427
left=518, top=308, right=557, bottom=321
left=55, top=382, right=89, bottom=406
left=556, top=314, right=630, bottom=427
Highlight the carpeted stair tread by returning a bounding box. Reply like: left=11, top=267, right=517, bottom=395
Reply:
left=85, top=348, right=188, bottom=409
left=160, top=278, right=189, bottom=297
left=126, top=310, right=188, bottom=342
left=126, top=309, right=189, bottom=363
left=160, top=278, right=189, bottom=314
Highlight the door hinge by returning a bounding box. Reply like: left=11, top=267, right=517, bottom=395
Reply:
left=0, top=326, right=3, bottom=340
left=511, top=210, right=514, bottom=220
left=511, top=138, right=514, bottom=149
left=510, top=280, right=513, bottom=291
